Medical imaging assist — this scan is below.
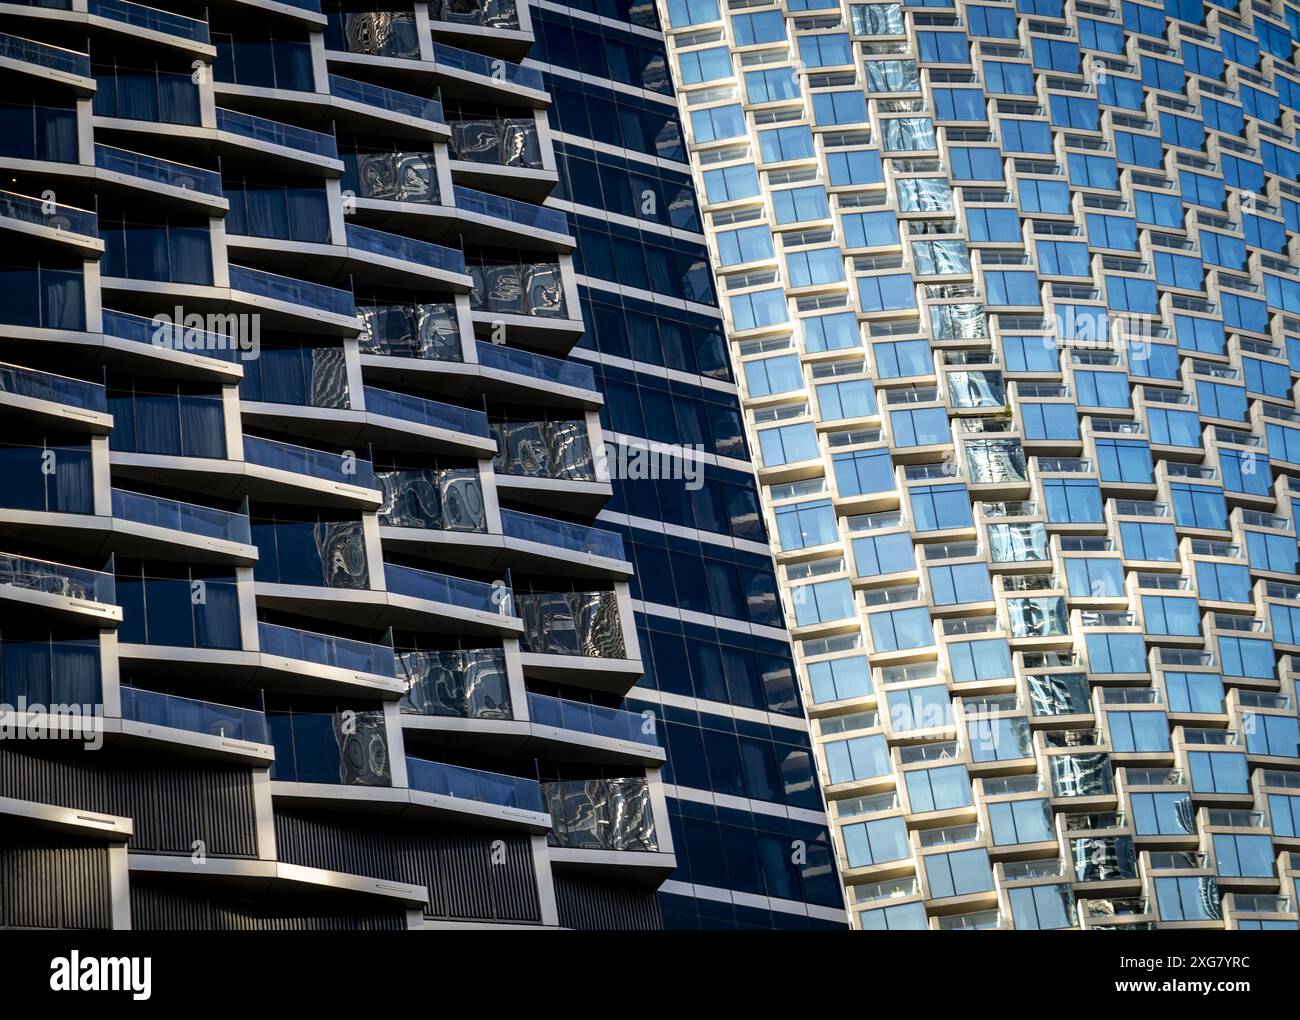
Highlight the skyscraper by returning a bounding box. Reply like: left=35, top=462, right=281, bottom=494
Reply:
left=658, top=0, right=1300, bottom=929
left=527, top=0, right=845, bottom=928
left=0, top=0, right=766, bottom=930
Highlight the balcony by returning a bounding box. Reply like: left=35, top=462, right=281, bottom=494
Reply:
left=428, top=0, right=531, bottom=60
left=215, top=108, right=341, bottom=171
left=362, top=386, right=493, bottom=455
left=227, top=265, right=358, bottom=332
left=242, top=434, right=380, bottom=506
left=324, top=10, right=421, bottom=61
left=383, top=561, right=521, bottom=635
left=469, top=260, right=571, bottom=324
left=475, top=342, right=596, bottom=403
left=497, top=509, right=629, bottom=577
left=256, top=620, right=402, bottom=697
left=543, top=777, right=671, bottom=879
left=0, top=549, right=120, bottom=624
left=88, top=0, right=212, bottom=49
left=344, top=223, right=468, bottom=287
left=452, top=186, right=570, bottom=248
left=405, top=755, right=548, bottom=827
left=399, top=646, right=511, bottom=719
left=446, top=114, right=549, bottom=199
left=0, top=32, right=93, bottom=89
left=94, top=145, right=225, bottom=207
left=0, top=190, right=101, bottom=253
left=328, top=74, right=445, bottom=135
left=517, top=589, right=641, bottom=691
left=100, top=310, right=244, bottom=377
left=111, top=488, right=256, bottom=563
left=431, top=42, right=544, bottom=103
left=269, top=708, right=392, bottom=787
left=119, top=685, right=271, bottom=760
left=358, top=301, right=462, bottom=364
left=0, top=361, right=110, bottom=431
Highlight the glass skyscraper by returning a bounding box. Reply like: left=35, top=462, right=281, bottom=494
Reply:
left=658, top=0, right=1300, bottom=929
left=0, top=0, right=842, bottom=930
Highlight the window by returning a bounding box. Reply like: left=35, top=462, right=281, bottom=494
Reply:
left=1120, top=521, right=1177, bottom=561
left=703, top=164, right=760, bottom=204
left=1162, top=672, right=1223, bottom=714
left=1107, top=710, right=1172, bottom=752
left=1195, top=562, right=1250, bottom=603
left=1131, top=792, right=1194, bottom=835
left=969, top=717, right=1031, bottom=762
left=745, top=354, right=803, bottom=398
left=668, top=0, right=719, bottom=26
left=1064, top=557, right=1123, bottom=597
left=745, top=67, right=799, bottom=104
left=808, top=655, right=871, bottom=703
left=774, top=186, right=830, bottom=224
left=843, top=816, right=909, bottom=867
left=869, top=606, right=934, bottom=652
left=730, top=288, right=788, bottom=330
left=886, top=684, right=950, bottom=732
left=1042, top=479, right=1102, bottom=523
left=1010, top=884, right=1076, bottom=930
left=989, top=798, right=1053, bottom=845
left=826, top=732, right=890, bottom=784
left=843, top=210, right=899, bottom=248
left=717, top=225, right=774, bottom=266
left=1155, top=877, right=1221, bottom=922
left=1142, top=592, right=1203, bottom=636
left=1243, top=713, right=1300, bottom=758
left=1187, top=751, right=1248, bottom=794
left=910, top=483, right=971, bottom=531
left=1213, top=834, right=1275, bottom=878
left=730, top=9, right=783, bottom=43
left=792, top=578, right=856, bottom=625
left=1218, top=636, right=1275, bottom=680
left=797, top=33, right=852, bottom=67
left=758, top=125, right=815, bottom=162
left=906, top=764, right=971, bottom=812
left=758, top=422, right=818, bottom=466
left=1086, top=633, right=1146, bottom=673
left=818, top=379, right=877, bottom=420
left=948, top=638, right=1013, bottom=682
left=804, top=311, right=859, bottom=352
left=928, top=563, right=992, bottom=605
left=775, top=499, right=836, bottom=551
left=858, top=273, right=917, bottom=311
left=834, top=448, right=894, bottom=497
left=1096, top=439, right=1151, bottom=482
left=925, top=848, right=994, bottom=898
left=690, top=104, right=745, bottom=143
left=853, top=531, right=915, bottom=577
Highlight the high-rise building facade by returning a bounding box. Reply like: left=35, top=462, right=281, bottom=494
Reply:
left=658, top=0, right=1300, bottom=929
left=526, top=0, right=845, bottom=928
left=0, top=0, right=727, bottom=930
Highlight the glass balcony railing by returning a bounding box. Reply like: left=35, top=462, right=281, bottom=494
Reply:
left=363, top=386, right=489, bottom=438
left=527, top=692, right=658, bottom=746
left=432, top=42, right=542, bottom=89
left=406, top=756, right=543, bottom=810
left=269, top=708, right=391, bottom=785
left=0, top=31, right=91, bottom=76
left=257, top=620, right=396, bottom=677
left=326, top=10, right=419, bottom=59
left=398, top=647, right=511, bottom=718
left=469, top=261, right=568, bottom=318
left=243, top=434, right=375, bottom=488
left=112, top=488, right=252, bottom=544
left=475, top=341, right=593, bottom=390
left=341, top=150, right=438, bottom=204
left=216, top=108, right=338, bottom=159
left=453, top=185, right=567, bottom=235
left=500, top=508, right=625, bottom=561
left=228, top=265, right=356, bottom=318
left=120, top=685, right=268, bottom=743
left=359, top=302, right=461, bottom=361
left=430, top=0, right=520, bottom=30
left=0, top=550, right=115, bottom=604
left=101, top=309, right=242, bottom=363
left=491, top=419, right=596, bottom=481
left=0, top=189, right=97, bottom=237
left=517, top=590, right=626, bottom=658
left=384, top=562, right=515, bottom=616
left=0, top=361, right=107, bottom=411
left=345, top=223, right=465, bottom=274
left=376, top=467, right=486, bottom=531
left=88, top=0, right=210, bottom=42
left=542, top=777, right=658, bottom=851
left=95, top=144, right=223, bottom=197
left=329, top=74, right=443, bottom=124
left=447, top=115, right=542, bottom=169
